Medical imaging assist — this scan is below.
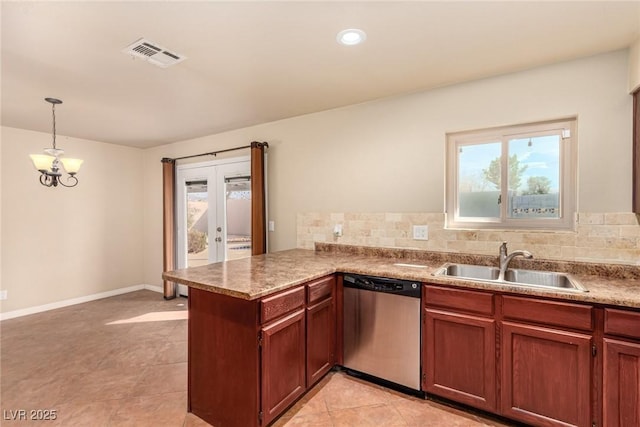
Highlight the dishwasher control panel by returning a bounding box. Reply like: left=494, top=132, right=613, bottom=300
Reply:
left=343, top=274, right=421, bottom=298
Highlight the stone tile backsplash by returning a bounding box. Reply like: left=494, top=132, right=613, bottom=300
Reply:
left=296, top=212, right=640, bottom=265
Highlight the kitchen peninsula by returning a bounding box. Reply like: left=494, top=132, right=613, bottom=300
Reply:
left=163, top=244, right=640, bottom=427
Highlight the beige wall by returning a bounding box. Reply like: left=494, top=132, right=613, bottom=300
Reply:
left=629, top=39, right=640, bottom=93
left=142, top=50, right=633, bottom=286
left=2, top=50, right=633, bottom=312
left=0, top=127, right=145, bottom=312
left=0, top=134, right=3, bottom=301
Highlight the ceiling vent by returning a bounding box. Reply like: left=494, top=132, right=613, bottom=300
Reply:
left=122, top=38, right=186, bottom=68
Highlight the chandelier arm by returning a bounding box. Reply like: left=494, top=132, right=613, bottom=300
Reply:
left=57, top=175, right=78, bottom=188
left=39, top=173, right=54, bottom=187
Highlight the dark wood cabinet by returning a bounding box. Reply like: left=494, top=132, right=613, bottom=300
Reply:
left=603, top=308, right=640, bottom=426
left=188, top=270, right=637, bottom=427
left=603, top=339, right=640, bottom=427
left=188, top=288, right=261, bottom=427
left=261, top=309, right=306, bottom=426
left=187, top=275, right=337, bottom=427
left=501, top=322, right=592, bottom=427
left=423, top=285, right=596, bottom=427
left=305, top=275, right=336, bottom=387
left=423, top=286, right=496, bottom=412
left=307, top=296, right=335, bottom=386
left=500, top=296, right=594, bottom=427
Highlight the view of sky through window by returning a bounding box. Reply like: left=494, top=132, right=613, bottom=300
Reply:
left=458, top=135, right=560, bottom=194
left=509, top=135, right=560, bottom=193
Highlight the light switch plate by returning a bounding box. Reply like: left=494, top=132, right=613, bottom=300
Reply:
left=0, top=290, right=7, bottom=300
left=412, top=225, right=429, bottom=240
left=268, top=221, right=275, bottom=232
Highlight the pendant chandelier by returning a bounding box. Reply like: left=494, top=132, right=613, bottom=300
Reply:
left=30, top=98, right=83, bottom=187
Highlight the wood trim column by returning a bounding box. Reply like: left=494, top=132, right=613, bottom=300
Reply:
left=251, top=141, right=268, bottom=255
left=162, top=158, right=177, bottom=299
left=633, top=90, right=640, bottom=213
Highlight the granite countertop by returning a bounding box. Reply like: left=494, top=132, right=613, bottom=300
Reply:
left=162, top=244, right=640, bottom=309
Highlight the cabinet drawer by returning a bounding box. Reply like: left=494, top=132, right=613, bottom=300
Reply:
left=424, top=285, right=494, bottom=316
left=502, top=296, right=593, bottom=331
left=307, top=276, right=334, bottom=304
left=604, top=308, right=640, bottom=340
left=260, top=286, right=305, bottom=324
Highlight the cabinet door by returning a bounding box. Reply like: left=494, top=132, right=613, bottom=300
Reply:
left=261, top=308, right=306, bottom=426
left=604, top=338, right=640, bottom=427
left=501, top=322, right=592, bottom=427
left=306, top=296, right=335, bottom=387
left=424, top=308, right=496, bottom=412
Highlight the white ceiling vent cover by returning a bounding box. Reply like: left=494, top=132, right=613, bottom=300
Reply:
left=122, top=38, right=186, bottom=68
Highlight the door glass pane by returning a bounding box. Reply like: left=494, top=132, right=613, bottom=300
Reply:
left=186, top=180, right=209, bottom=267
left=225, top=177, right=251, bottom=260
left=457, top=142, right=502, bottom=219
left=507, top=135, right=560, bottom=219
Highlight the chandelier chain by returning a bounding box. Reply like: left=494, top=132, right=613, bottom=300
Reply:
left=51, top=103, right=57, bottom=149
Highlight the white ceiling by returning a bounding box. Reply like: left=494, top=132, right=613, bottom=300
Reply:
left=2, top=1, right=639, bottom=149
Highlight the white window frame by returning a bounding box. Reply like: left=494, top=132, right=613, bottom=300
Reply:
left=446, top=118, right=577, bottom=231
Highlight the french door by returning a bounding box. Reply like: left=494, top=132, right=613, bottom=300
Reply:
left=176, top=157, right=251, bottom=295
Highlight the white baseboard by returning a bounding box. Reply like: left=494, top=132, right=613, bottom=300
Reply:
left=0, top=284, right=163, bottom=321
left=143, top=284, right=164, bottom=294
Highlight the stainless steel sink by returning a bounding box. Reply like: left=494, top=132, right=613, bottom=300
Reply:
left=438, top=263, right=500, bottom=281
left=503, top=269, right=587, bottom=291
left=433, top=263, right=588, bottom=293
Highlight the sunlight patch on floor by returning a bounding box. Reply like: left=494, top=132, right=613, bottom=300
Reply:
left=106, top=310, right=188, bottom=325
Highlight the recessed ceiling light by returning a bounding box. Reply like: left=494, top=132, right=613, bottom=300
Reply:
left=337, top=29, right=367, bottom=46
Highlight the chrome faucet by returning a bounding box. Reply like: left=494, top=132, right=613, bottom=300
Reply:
left=498, top=242, right=533, bottom=281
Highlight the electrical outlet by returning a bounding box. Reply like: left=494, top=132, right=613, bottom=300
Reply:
left=333, top=224, right=343, bottom=237
left=412, top=225, right=429, bottom=240
left=0, top=290, right=7, bottom=300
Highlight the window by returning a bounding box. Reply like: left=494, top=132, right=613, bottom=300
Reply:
left=446, top=118, right=576, bottom=230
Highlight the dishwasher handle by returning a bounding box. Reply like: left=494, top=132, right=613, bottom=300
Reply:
left=343, top=274, right=421, bottom=298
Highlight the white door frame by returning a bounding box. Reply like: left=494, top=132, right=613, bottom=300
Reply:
left=175, top=156, right=250, bottom=295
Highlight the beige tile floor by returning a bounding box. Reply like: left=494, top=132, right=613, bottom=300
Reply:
left=1, top=290, right=515, bottom=426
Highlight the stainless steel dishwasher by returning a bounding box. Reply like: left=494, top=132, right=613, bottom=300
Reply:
left=342, top=273, right=422, bottom=393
